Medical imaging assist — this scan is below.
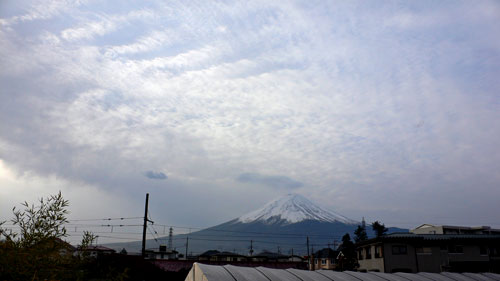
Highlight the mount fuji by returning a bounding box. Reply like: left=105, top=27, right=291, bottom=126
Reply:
left=106, top=193, right=406, bottom=255
left=237, top=193, right=358, bottom=225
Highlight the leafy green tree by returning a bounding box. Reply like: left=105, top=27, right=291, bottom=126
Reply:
left=353, top=225, right=368, bottom=243
left=0, top=192, right=74, bottom=280
left=371, top=220, right=388, bottom=237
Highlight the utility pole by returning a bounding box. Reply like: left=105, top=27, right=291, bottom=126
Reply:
left=306, top=236, right=310, bottom=270
left=142, top=193, right=152, bottom=258
left=249, top=240, right=254, bottom=256
left=185, top=236, right=189, bottom=259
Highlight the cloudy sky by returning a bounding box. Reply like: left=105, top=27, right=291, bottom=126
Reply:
left=1, top=1, right=499, bottom=243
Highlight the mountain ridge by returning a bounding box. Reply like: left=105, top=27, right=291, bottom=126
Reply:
left=105, top=194, right=407, bottom=254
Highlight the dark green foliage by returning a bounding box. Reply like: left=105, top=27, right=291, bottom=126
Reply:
left=0, top=192, right=182, bottom=280
left=337, top=233, right=357, bottom=271
left=0, top=192, right=130, bottom=280
left=0, top=192, right=74, bottom=280
left=354, top=225, right=368, bottom=243
left=371, top=221, right=388, bottom=237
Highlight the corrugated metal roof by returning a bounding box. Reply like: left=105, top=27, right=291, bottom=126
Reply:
left=186, top=263, right=500, bottom=281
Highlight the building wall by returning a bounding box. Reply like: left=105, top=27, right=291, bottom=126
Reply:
left=412, top=226, right=444, bottom=234
left=311, top=258, right=335, bottom=270
left=415, top=247, right=442, bottom=272
left=447, top=245, right=489, bottom=263
left=383, top=243, right=418, bottom=273
left=358, top=245, right=384, bottom=272
left=358, top=241, right=497, bottom=273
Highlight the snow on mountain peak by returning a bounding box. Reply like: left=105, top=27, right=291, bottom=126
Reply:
left=237, top=193, right=358, bottom=225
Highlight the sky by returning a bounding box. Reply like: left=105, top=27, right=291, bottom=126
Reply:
left=1, top=0, right=499, bottom=244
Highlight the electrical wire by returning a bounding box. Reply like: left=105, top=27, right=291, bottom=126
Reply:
left=68, top=216, right=142, bottom=222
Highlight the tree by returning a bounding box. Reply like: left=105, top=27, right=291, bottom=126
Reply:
left=372, top=221, right=388, bottom=237
left=0, top=192, right=130, bottom=281
left=342, top=233, right=353, bottom=247
left=13, top=191, right=69, bottom=246
left=337, top=233, right=357, bottom=271
left=353, top=225, right=368, bottom=243
left=0, top=192, right=73, bottom=280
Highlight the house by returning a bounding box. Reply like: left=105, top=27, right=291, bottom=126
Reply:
left=310, top=248, right=338, bottom=270
left=77, top=245, right=116, bottom=258
left=144, top=245, right=178, bottom=260
left=356, top=233, right=500, bottom=273
left=250, top=251, right=290, bottom=262
left=197, top=250, right=221, bottom=261
left=196, top=250, right=246, bottom=262
left=212, top=251, right=247, bottom=262
left=288, top=255, right=305, bottom=262
left=412, top=224, right=500, bottom=235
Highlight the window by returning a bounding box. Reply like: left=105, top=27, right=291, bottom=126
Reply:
left=315, top=259, right=318, bottom=264
left=358, top=249, right=364, bottom=260
left=448, top=245, right=463, bottom=254
left=392, top=245, right=407, bottom=255
left=375, top=246, right=382, bottom=258
left=366, top=247, right=372, bottom=259
left=416, top=247, right=432, bottom=255
left=322, top=259, right=326, bottom=265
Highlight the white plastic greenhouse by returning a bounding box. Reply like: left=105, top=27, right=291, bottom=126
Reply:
left=184, top=263, right=500, bottom=281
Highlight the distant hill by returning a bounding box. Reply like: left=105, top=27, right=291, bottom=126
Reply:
left=106, top=194, right=407, bottom=255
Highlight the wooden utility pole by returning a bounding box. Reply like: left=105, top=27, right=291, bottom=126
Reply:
left=185, top=236, right=189, bottom=259
left=142, top=193, right=150, bottom=258
left=307, top=236, right=310, bottom=270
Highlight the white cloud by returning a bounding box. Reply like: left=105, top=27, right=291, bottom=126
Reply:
left=0, top=0, right=499, bottom=231
left=1, top=0, right=84, bottom=26
left=60, top=9, right=155, bottom=41
left=106, top=29, right=180, bottom=55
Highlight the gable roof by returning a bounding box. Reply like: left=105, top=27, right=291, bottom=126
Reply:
left=313, top=248, right=337, bottom=258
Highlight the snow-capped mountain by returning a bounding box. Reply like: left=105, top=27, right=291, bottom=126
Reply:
left=237, top=193, right=358, bottom=225
left=106, top=193, right=406, bottom=254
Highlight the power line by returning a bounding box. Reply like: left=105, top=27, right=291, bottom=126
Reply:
left=152, top=224, right=351, bottom=238
left=68, top=217, right=142, bottom=222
